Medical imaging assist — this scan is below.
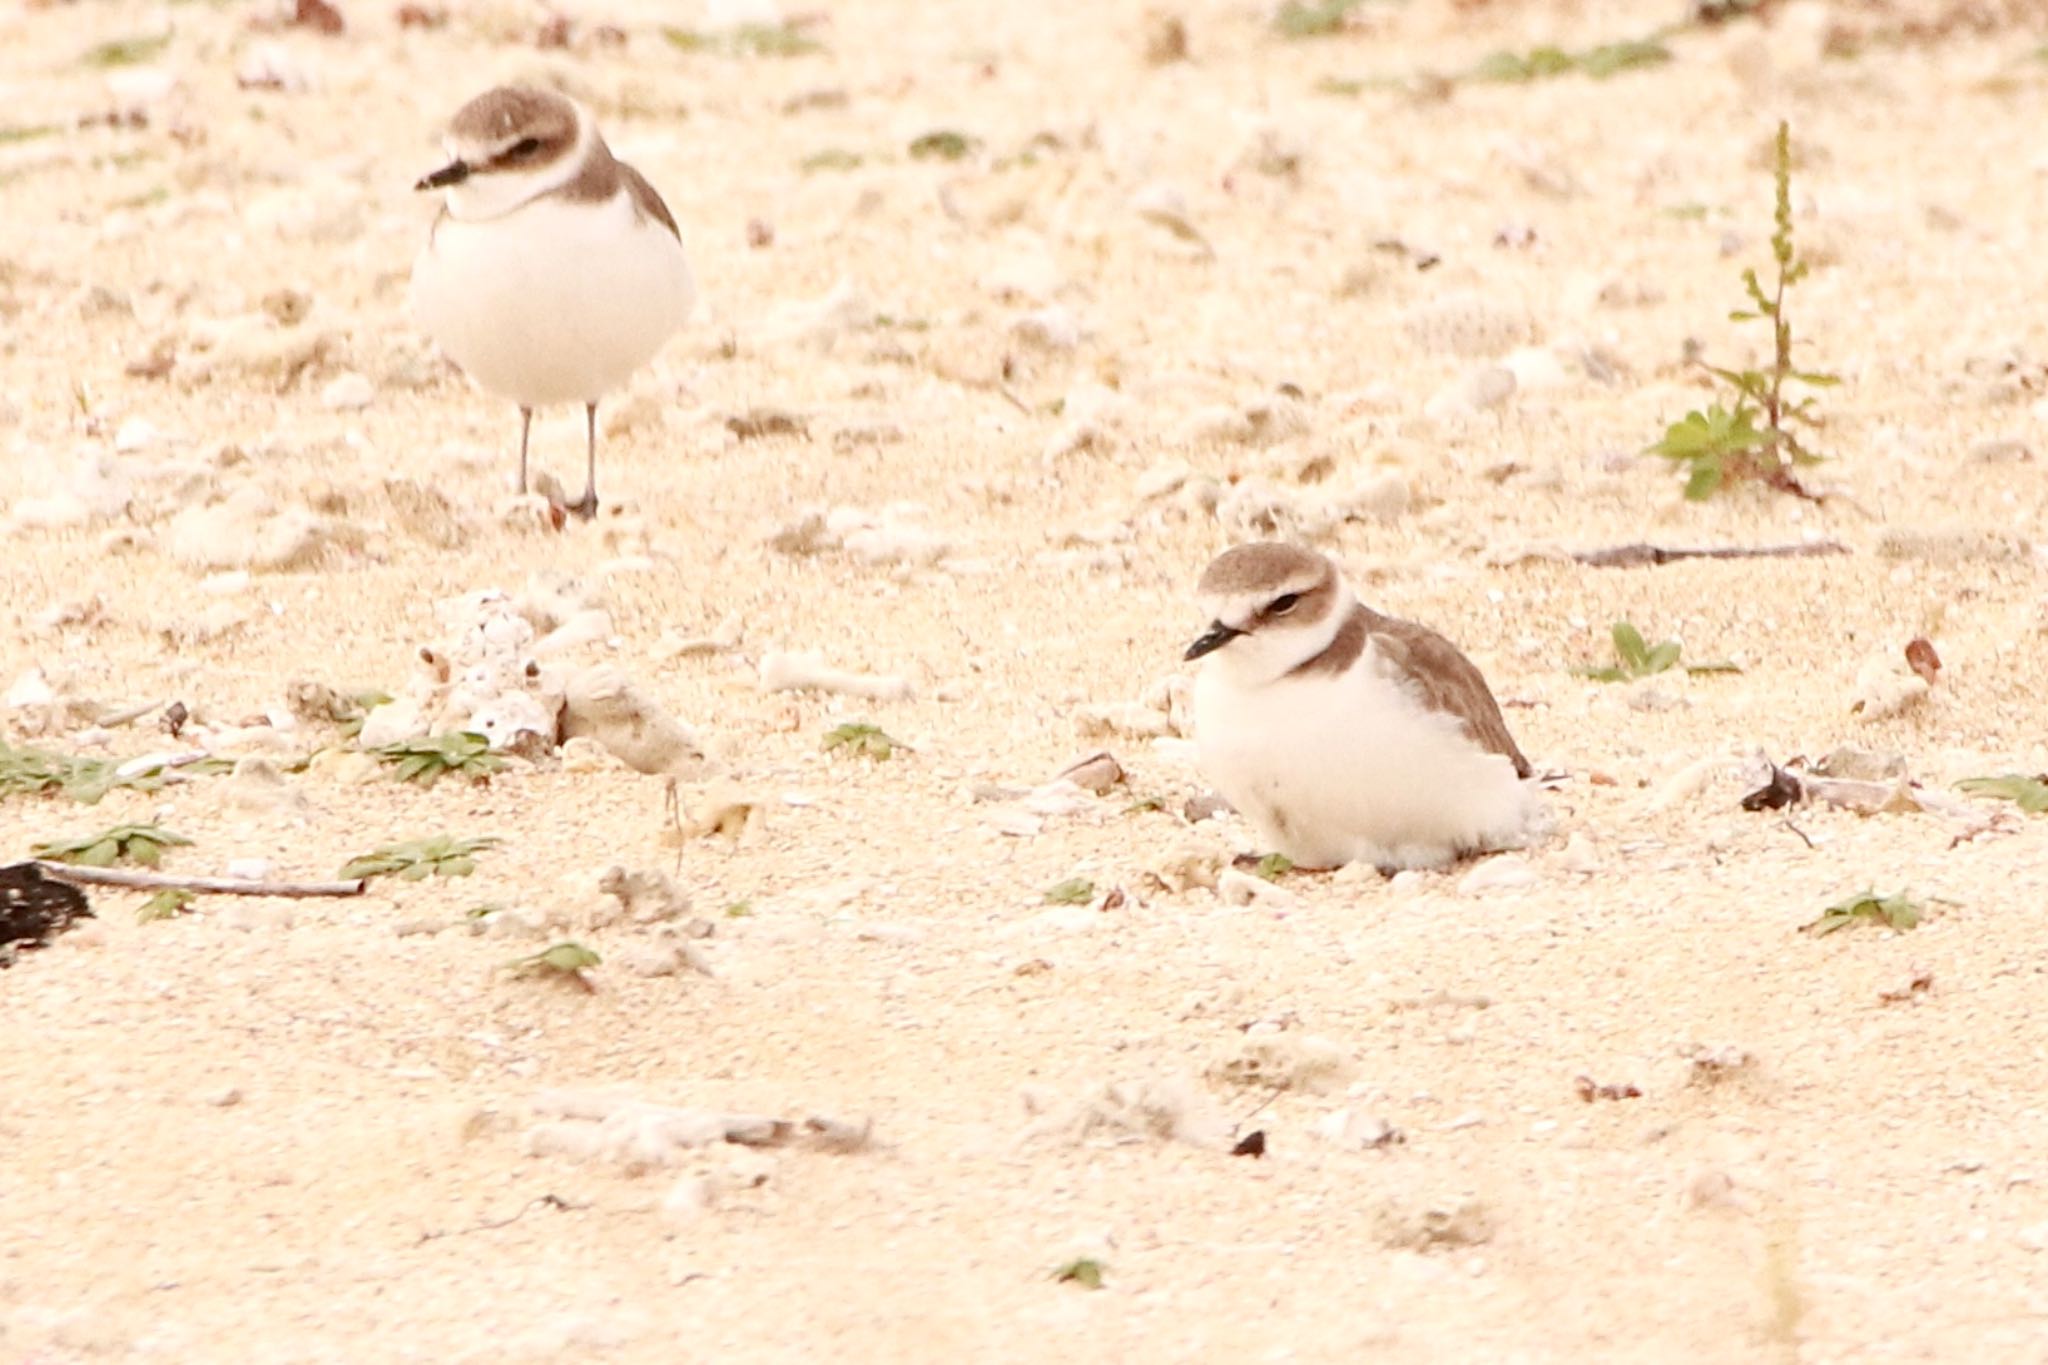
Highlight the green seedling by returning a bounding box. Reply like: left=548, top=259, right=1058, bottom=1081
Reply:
left=1573, top=622, right=1740, bottom=683
left=508, top=941, right=601, bottom=990
left=1274, top=0, right=1367, bottom=38
left=1650, top=121, right=1838, bottom=499
left=371, top=731, right=505, bottom=787
left=1051, top=1257, right=1105, bottom=1289
left=0, top=125, right=61, bottom=146
left=1252, top=853, right=1294, bottom=882
left=1122, top=796, right=1167, bottom=815
left=1955, top=775, right=2048, bottom=813
left=908, top=130, right=978, bottom=161
left=1043, top=878, right=1094, bottom=906
left=82, top=33, right=172, bottom=67
left=1471, top=36, right=1670, bottom=82
left=339, top=835, right=498, bottom=882
left=0, top=741, right=227, bottom=805
left=137, top=889, right=195, bottom=923
left=466, top=902, right=506, bottom=921
left=1803, top=890, right=1921, bottom=937
left=661, top=23, right=822, bottom=56
left=723, top=900, right=754, bottom=918
left=822, top=723, right=903, bottom=761
left=800, top=148, right=863, bottom=173
left=32, top=823, right=192, bottom=868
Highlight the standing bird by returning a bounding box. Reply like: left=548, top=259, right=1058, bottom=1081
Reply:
left=1184, top=542, right=1541, bottom=873
left=408, top=86, right=695, bottom=519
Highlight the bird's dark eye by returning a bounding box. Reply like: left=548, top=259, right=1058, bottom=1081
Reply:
left=1268, top=593, right=1301, bottom=616
left=505, top=137, right=542, bottom=159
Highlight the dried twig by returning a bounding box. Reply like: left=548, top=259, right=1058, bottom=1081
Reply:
left=32, top=862, right=366, bottom=898
left=1572, top=541, right=1849, bottom=568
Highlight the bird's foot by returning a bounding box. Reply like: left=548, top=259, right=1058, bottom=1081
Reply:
left=566, top=490, right=599, bottom=521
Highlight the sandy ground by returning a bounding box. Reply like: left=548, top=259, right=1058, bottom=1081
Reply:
left=5, top=0, right=2048, bottom=1360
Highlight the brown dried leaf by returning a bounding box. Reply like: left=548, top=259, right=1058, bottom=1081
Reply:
left=1905, top=637, right=1942, bottom=686
left=293, top=0, right=345, bottom=34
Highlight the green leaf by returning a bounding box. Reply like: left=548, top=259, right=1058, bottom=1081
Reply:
left=509, top=941, right=602, bottom=979
left=1273, top=0, right=1365, bottom=39
left=1253, top=853, right=1294, bottom=882
left=1578, top=38, right=1669, bottom=79
left=137, top=889, right=194, bottom=923
left=1683, top=457, right=1725, bottom=501
left=1643, top=641, right=1683, bottom=675
left=1955, top=774, right=2048, bottom=813
left=1051, top=1257, right=1105, bottom=1289
left=1804, top=890, right=1923, bottom=936
left=800, top=148, right=863, bottom=173
left=1044, top=878, right=1095, bottom=905
left=909, top=130, right=978, bottom=162
left=1610, top=622, right=1650, bottom=670
left=82, top=33, right=171, bottom=67
left=823, top=723, right=903, bottom=761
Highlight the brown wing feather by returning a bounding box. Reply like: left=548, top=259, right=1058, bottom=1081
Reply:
left=1361, top=608, right=1532, bottom=779
left=618, top=162, right=681, bottom=241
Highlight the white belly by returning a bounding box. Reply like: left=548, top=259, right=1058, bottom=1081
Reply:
left=407, top=192, right=695, bottom=408
left=1192, top=663, right=1536, bottom=872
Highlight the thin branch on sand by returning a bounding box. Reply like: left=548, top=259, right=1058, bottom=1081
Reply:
left=32, top=863, right=367, bottom=898
left=1571, top=541, right=1849, bottom=569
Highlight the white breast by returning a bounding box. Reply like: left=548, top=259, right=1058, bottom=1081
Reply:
left=407, top=189, right=695, bottom=408
left=1192, top=649, right=1537, bottom=871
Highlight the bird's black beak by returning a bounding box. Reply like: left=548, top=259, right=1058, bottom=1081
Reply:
left=1184, top=620, right=1242, bottom=661
left=415, top=160, right=470, bottom=192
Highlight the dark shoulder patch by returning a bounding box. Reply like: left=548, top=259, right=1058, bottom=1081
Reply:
left=1286, top=601, right=1368, bottom=679
left=618, top=161, right=681, bottom=240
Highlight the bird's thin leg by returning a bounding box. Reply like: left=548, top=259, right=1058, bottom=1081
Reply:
left=517, top=406, right=533, bottom=495
left=568, top=401, right=599, bottom=520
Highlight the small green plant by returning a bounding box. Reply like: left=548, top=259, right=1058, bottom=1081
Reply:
left=1122, top=796, right=1166, bottom=815
left=371, top=731, right=505, bottom=787
left=1252, top=853, right=1294, bottom=882
left=1650, top=121, right=1839, bottom=500
left=661, top=23, right=822, bottom=56
left=339, top=835, right=498, bottom=882
left=723, top=899, right=754, bottom=918
left=1573, top=622, right=1739, bottom=682
left=32, top=824, right=192, bottom=868
left=1043, top=878, right=1095, bottom=906
left=1471, top=36, right=1670, bottom=83
left=1274, top=0, right=1366, bottom=38
left=0, top=741, right=227, bottom=805
left=1051, top=1257, right=1105, bottom=1289
left=908, top=130, right=978, bottom=162
left=81, top=33, right=172, bottom=67
left=0, top=124, right=60, bottom=146
left=1955, top=774, right=2048, bottom=813
left=822, top=723, right=903, bottom=761
left=508, top=941, right=601, bottom=990
left=137, top=889, right=195, bottom=923
left=1803, top=890, right=1921, bottom=937
left=800, top=148, right=863, bottom=174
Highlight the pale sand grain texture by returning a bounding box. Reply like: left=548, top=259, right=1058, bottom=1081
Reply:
left=4, top=1, right=2048, bottom=1361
